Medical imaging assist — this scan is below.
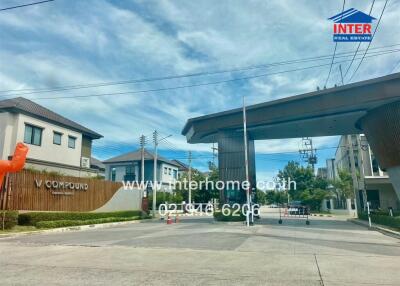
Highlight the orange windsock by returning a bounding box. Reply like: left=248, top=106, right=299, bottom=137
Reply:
left=0, top=143, right=29, bottom=189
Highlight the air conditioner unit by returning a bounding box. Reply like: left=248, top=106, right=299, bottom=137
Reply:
left=81, top=157, right=90, bottom=168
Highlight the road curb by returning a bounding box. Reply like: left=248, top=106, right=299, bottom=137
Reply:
left=0, top=219, right=150, bottom=239
left=348, top=218, right=400, bottom=239
left=310, top=213, right=333, bottom=217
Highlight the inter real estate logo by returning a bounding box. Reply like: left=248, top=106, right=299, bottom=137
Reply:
left=328, top=8, right=376, bottom=42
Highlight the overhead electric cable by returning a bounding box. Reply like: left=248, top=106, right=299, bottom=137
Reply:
left=325, top=0, right=346, bottom=87
left=343, top=0, right=376, bottom=79
left=348, top=0, right=389, bottom=82
left=1, top=43, right=400, bottom=96
left=0, top=0, right=54, bottom=11
left=20, top=48, right=400, bottom=101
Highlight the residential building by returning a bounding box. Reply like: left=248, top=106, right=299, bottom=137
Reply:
left=317, top=167, right=327, bottom=179
left=90, top=157, right=106, bottom=177
left=333, top=134, right=399, bottom=211
left=326, top=158, right=336, bottom=181
left=0, top=97, right=102, bottom=177
left=171, top=159, right=189, bottom=178
left=103, top=149, right=180, bottom=192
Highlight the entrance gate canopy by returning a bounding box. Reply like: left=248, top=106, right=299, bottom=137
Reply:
left=182, top=73, right=400, bottom=143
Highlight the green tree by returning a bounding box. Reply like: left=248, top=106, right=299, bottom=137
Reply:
left=277, top=161, right=330, bottom=211
left=277, top=161, right=314, bottom=199
left=331, top=169, right=354, bottom=208
left=174, top=164, right=219, bottom=203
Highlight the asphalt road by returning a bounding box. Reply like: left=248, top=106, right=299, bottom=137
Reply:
left=1, top=210, right=399, bottom=285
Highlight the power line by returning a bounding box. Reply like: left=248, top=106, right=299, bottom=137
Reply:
left=12, top=48, right=400, bottom=101
left=348, top=0, right=390, bottom=82
left=0, top=0, right=54, bottom=11
left=325, top=0, right=346, bottom=88
left=1, top=43, right=400, bottom=96
left=389, top=58, right=400, bottom=74
left=343, top=0, right=376, bottom=79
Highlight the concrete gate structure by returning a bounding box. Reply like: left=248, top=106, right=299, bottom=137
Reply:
left=181, top=73, right=400, bottom=204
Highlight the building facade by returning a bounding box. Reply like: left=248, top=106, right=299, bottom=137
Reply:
left=0, top=97, right=102, bottom=177
left=330, top=134, right=399, bottom=211
left=103, top=149, right=180, bottom=192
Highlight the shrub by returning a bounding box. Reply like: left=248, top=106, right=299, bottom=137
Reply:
left=358, top=212, right=400, bottom=230
left=18, top=210, right=142, bottom=226
left=36, top=216, right=140, bottom=229
left=0, top=211, right=18, bottom=229
left=213, top=210, right=246, bottom=222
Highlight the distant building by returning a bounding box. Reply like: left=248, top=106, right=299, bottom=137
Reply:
left=317, top=167, right=328, bottom=179
left=171, top=159, right=189, bottom=178
left=90, top=157, right=105, bottom=177
left=0, top=97, right=102, bottom=177
left=334, top=134, right=399, bottom=210
left=103, top=149, right=180, bottom=192
left=326, top=158, right=336, bottom=181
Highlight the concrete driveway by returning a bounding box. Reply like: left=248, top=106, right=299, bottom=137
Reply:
left=1, top=211, right=399, bottom=285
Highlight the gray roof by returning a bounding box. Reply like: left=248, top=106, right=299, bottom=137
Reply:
left=0, top=97, right=102, bottom=139
left=171, top=159, right=189, bottom=171
left=103, top=149, right=181, bottom=167
left=90, top=157, right=105, bottom=170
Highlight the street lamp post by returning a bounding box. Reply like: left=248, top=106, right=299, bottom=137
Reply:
left=242, top=95, right=251, bottom=227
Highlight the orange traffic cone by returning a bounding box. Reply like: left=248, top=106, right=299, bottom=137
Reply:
left=166, top=214, right=173, bottom=224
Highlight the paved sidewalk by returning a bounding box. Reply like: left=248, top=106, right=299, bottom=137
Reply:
left=1, top=214, right=399, bottom=285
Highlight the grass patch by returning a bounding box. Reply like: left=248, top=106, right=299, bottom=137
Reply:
left=18, top=210, right=142, bottom=226
left=35, top=216, right=140, bottom=229
left=0, top=225, right=37, bottom=234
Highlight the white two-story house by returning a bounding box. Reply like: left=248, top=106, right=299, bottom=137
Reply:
left=0, top=97, right=103, bottom=177
left=103, top=149, right=180, bottom=192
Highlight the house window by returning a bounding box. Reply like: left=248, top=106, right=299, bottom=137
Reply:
left=24, top=124, right=42, bottom=146
left=164, top=167, right=167, bottom=174
left=173, top=170, right=178, bottom=179
left=124, top=165, right=135, bottom=181
left=68, top=136, right=76, bottom=149
left=168, top=168, right=172, bottom=175
left=53, top=132, right=62, bottom=145
left=111, top=168, right=116, bottom=182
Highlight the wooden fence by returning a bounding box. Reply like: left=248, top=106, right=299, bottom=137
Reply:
left=0, top=170, right=122, bottom=212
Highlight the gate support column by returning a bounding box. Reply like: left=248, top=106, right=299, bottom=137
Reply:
left=358, top=101, right=400, bottom=200
left=217, top=130, right=256, bottom=204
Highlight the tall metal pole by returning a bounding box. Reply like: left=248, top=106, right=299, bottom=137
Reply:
left=152, top=130, right=158, bottom=217
left=188, top=151, right=192, bottom=204
left=339, top=64, right=344, bottom=86
left=243, top=95, right=250, bottom=227
left=140, top=135, right=146, bottom=197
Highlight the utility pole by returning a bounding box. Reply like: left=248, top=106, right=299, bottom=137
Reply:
left=299, top=137, right=317, bottom=173
left=188, top=151, right=192, bottom=204
left=242, top=95, right=251, bottom=227
left=152, top=130, right=158, bottom=218
left=139, top=135, right=146, bottom=197
left=211, top=143, right=218, bottom=167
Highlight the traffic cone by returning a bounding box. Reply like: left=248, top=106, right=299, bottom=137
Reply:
left=166, top=214, right=173, bottom=224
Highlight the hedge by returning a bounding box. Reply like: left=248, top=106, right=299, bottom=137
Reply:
left=18, top=210, right=142, bottom=226
left=36, top=216, right=140, bottom=229
left=214, top=210, right=246, bottom=222
left=359, top=212, right=400, bottom=229
left=0, top=211, right=18, bottom=229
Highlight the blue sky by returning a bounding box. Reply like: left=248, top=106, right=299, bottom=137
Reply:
left=1, top=0, right=399, bottom=181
